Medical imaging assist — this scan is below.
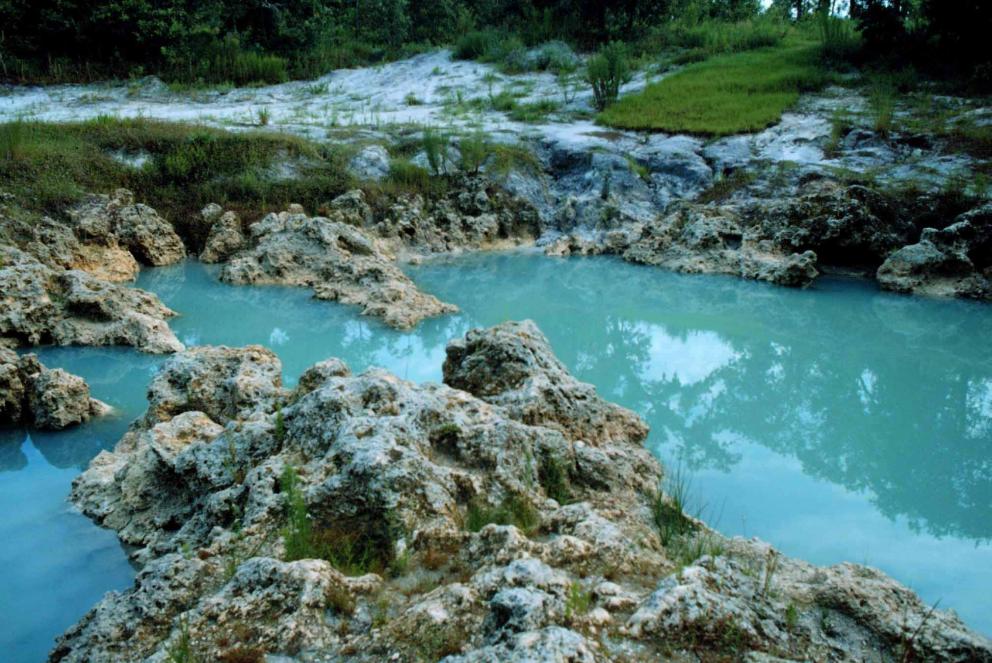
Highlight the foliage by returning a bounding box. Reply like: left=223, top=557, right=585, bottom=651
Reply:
left=538, top=453, right=573, bottom=505
left=166, top=616, right=203, bottom=663
left=0, top=118, right=353, bottom=244
left=641, top=17, right=787, bottom=59
left=280, top=464, right=397, bottom=575
left=457, top=133, right=489, bottom=175
left=586, top=42, right=632, bottom=111
left=598, top=42, right=827, bottom=136
left=280, top=465, right=313, bottom=562
left=564, top=581, right=592, bottom=621
left=422, top=127, right=450, bottom=175
left=465, top=494, right=539, bottom=534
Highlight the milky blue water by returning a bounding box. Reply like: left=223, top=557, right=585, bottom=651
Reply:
left=2, top=253, right=990, bottom=661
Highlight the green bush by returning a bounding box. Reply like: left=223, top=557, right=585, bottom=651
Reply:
left=387, top=159, right=432, bottom=193
left=538, top=453, right=573, bottom=505
left=422, top=127, right=450, bottom=175
left=586, top=42, right=632, bottom=111
left=466, top=494, right=539, bottom=534
left=817, top=14, right=860, bottom=64
left=280, top=465, right=313, bottom=562
left=642, top=18, right=787, bottom=58
left=458, top=133, right=490, bottom=175
left=0, top=121, right=27, bottom=160
left=508, top=99, right=559, bottom=123
left=453, top=30, right=501, bottom=60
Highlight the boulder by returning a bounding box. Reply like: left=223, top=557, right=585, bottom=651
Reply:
left=0, top=349, right=108, bottom=430
left=348, top=144, right=391, bottom=182
left=55, top=324, right=992, bottom=662
left=198, top=208, right=246, bottom=263
left=69, top=189, right=186, bottom=266
left=878, top=203, right=992, bottom=300
left=0, top=249, right=182, bottom=354
left=220, top=206, right=458, bottom=329
left=443, top=320, right=648, bottom=446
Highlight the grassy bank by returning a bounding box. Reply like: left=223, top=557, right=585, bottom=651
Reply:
left=0, top=118, right=358, bottom=245
left=598, top=41, right=828, bottom=136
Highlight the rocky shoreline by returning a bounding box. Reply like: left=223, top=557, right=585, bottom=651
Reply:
left=0, top=348, right=109, bottom=430
left=53, top=321, right=992, bottom=662
left=4, top=170, right=989, bottom=359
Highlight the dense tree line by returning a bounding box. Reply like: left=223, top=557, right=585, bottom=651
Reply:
left=848, top=0, right=992, bottom=88
left=0, top=0, right=988, bottom=85
left=0, top=0, right=766, bottom=82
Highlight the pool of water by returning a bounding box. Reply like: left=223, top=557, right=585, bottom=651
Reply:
left=2, top=253, right=990, bottom=660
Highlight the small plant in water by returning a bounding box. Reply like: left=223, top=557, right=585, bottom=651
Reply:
left=256, top=107, right=270, bottom=127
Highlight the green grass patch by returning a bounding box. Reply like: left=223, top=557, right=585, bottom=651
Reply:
left=0, top=117, right=353, bottom=248
left=598, top=43, right=828, bottom=137
left=465, top=494, right=539, bottom=534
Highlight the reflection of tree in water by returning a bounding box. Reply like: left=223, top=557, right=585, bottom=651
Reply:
left=415, top=254, right=992, bottom=542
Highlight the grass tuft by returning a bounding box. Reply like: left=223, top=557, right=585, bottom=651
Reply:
left=465, top=494, right=539, bottom=534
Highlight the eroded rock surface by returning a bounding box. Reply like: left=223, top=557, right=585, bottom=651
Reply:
left=0, top=190, right=186, bottom=353
left=56, top=322, right=992, bottom=662
left=0, top=245, right=184, bottom=353
left=878, top=203, right=992, bottom=300
left=198, top=204, right=247, bottom=264
left=0, top=348, right=108, bottom=429
left=364, top=176, right=541, bottom=256
left=68, top=189, right=186, bottom=267
left=220, top=199, right=458, bottom=329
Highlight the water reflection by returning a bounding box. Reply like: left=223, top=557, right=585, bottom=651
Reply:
left=3, top=253, right=989, bottom=660
left=412, top=254, right=992, bottom=546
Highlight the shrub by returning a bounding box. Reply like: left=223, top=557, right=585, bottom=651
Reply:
left=280, top=465, right=312, bottom=562
left=489, top=90, right=519, bottom=112
left=539, top=453, right=573, bottom=505
left=465, top=494, right=539, bottom=534
left=565, top=581, right=592, bottom=621
left=422, top=127, right=450, bottom=175
left=818, top=14, right=860, bottom=64
left=586, top=42, right=632, bottom=111
left=0, top=121, right=27, bottom=160
left=508, top=99, right=559, bottom=123
left=387, top=159, right=432, bottom=192
left=458, top=133, right=489, bottom=175
left=453, top=30, right=500, bottom=60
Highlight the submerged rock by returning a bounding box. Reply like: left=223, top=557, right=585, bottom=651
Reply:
left=56, top=322, right=992, bottom=662
left=878, top=203, right=992, bottom=300
left=0, top=349, right=109, bottom=429
left=220, top=203, right=458, bottom=329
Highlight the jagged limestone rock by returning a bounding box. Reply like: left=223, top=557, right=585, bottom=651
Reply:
left=56, top=324, right=992, bottom=662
